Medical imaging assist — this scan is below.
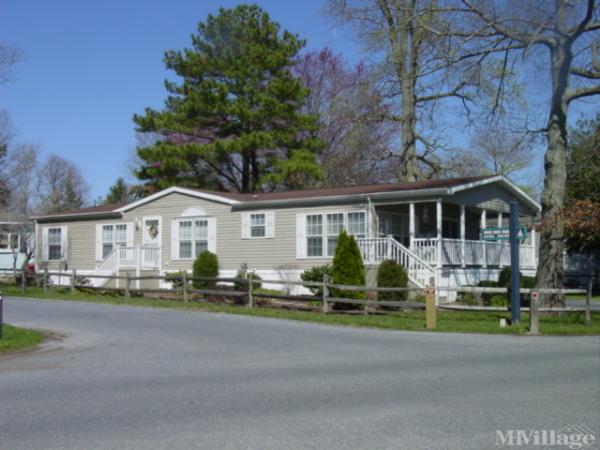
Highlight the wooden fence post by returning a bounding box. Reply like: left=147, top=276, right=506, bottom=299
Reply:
left=586, top=278, right=592, bottom=326
left=20, top=266, right=26, bottom=293
left=529, top=291, right=540, bottom=335
left=125, top=272, right=131, bottom=298
left=425, top=287, right=436, bottom=330
left=182, top=271, right=188, bottom=303
left=322, top=274, right=329, bottom=314
left=43, top=267, right=48, bottom=293
left=71, top=269, right=76, bottom=295
left=248, top=275, right=254, bottom=308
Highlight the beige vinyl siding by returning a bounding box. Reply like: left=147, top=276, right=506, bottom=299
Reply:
left=35, top=192, right=369, bottom=272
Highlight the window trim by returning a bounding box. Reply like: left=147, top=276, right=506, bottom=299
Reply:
left=174, top=217, right=210, bottom=260
left=241, top=211, right=275, bottom=239
left=301, top=210, right=367, bottom=259
left=47, top=227, right=63, bottom=261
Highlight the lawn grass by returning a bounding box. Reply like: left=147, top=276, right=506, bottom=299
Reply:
left=566, top=294, right=600, bottom=302
left=2, top=284, right=599, bottom=336
left=0, top=324, right=44, bottom=353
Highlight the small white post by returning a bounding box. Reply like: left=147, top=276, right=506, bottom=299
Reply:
left=436, top=199, right=442, bottom=268
left=480, top=209, right=487, bottom=268
left=497, top=212, right=503, bottom=227
left=409, top=202, right=415, bottom=249
left=460, top=204, right=466, bottom=268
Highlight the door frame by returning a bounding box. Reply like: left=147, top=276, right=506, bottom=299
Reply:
left=142, top=216, right=162, bottom=246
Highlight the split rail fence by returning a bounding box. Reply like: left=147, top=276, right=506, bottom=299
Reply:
left=1, top=267, right=595, bottom=333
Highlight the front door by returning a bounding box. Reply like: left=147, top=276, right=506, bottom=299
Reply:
left=143, top=217, right=161, bottom=246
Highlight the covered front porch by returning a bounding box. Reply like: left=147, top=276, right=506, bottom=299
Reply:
left=369, top=200, right=537, bottom=269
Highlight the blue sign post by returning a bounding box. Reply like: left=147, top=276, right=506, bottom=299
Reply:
left=509, top=202, right=520, bottom=324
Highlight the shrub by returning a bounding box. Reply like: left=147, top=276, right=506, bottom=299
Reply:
left=460, top=292, right=480, bottom=306
left=490, top=295, right=509, bottom=307
left=192, top=251, right=219, bottom=289
left=234, top=263, right=262, bottom=290
left=498, top=268, right=534, bottom=307
left=331, top=231, right=365, bottom=308
left=165, top=271, right=187, bottom=289
left=477, top=279, right=497, bottom=305
left=300, top=264, right=333, bottom=296
left=376, top=260, right=408, bottom=301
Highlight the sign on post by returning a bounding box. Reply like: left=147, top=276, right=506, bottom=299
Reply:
left=480, top=226, right=528, bottom=242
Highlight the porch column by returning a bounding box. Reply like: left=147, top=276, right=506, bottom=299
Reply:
left=498, top=212, right=503, bottom=227
left=531, top=224, right=537, bottom=269
left=480, top=209, right=487, bottom=268
left=460, top=204, right=466, bottom=268
left=436, top=199, right=442, bottom=268
left=409, top=202, right=415, bottom=249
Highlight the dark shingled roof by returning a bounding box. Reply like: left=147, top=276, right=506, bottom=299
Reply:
left=37, top=176, right=494, bottom=218
left=41, top=203, right=125, bottom=217
left=189, top=175, right=492, bottom=202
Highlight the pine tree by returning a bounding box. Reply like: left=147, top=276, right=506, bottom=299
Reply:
left=331, top=230, right=365, bottom=305
left=104, top=177, right=134, bottom=205
left=133, top=4, right=323, bottom=193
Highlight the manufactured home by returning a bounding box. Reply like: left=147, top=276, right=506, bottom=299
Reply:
left=32, top=175, right=540, bottom=300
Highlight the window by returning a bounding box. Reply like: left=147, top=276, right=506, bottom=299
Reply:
left=48, top=228, right=62, bottom=260
left=326, top=213, right=344, bottom=257
left=306, top=215, right=323, bottom=257
left=179, top=219, right=208, bottom=259
left=101, top=224, right=127, bottom=259
left=250, top=214, right=266, bottom=238
left=0, top=233, right=8, bottom=249
left=303, top=211, right=366, bottom=258
left=347, top=212, right=366, bottom=238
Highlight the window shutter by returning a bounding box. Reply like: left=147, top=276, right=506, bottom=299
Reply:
left=296, top=214, right=306, bottom=259
left=126, top=223, right=134, bottom=247
left=60, top=226, right=68, bottom=260
left=241, top=213, right=250, bottom=239
left=266, top=212, right=275, bottom=238
left=171, top=220, right=179, bottom=260
left=207, top=217, right=217, bottom=253
left=95, top=224, right=103, bottom=261
left=42, top=227, right=49, bottom=261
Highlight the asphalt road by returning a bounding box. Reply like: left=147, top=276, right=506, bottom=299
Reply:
left=1, top=298, right=599, bottom=450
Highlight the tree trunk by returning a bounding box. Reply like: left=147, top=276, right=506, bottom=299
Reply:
left=536, top=42, right=571, bottom=305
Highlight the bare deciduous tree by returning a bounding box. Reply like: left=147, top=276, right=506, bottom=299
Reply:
left=0, top=43, right=21, bottom=85
left=295, top=48, right=396, bottom=186
left=37, top=154, right=89, bottom=213
left=454, top=0, right=600, bottom=296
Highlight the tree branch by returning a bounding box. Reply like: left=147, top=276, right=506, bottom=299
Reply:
left=565, top=84, right=600, bottom=104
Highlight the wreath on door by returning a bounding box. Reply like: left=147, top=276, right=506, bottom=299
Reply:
left=147, top=223, right=159, bottom=239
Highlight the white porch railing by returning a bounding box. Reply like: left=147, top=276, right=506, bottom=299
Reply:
left=413, top=238, right=536, bottom=269
left=96, top=245, right=161, bottom=271
left=358, top=237, right=436, bottom=287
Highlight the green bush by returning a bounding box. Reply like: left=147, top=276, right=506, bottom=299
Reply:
left=165, top=271, right=187, bottom=289
left=477, top=279, right=497, bottom=305
left=192, top=251, right=219, bottom=289
left=498, top=268, right=534, bottom=307
left=460, top=292, right=480, bottom=306
left=300, top=264, right=333, bottom=296
left=490, top=295, right=509, bottom=307
left=376, top=259, right=408, bottom=301
left=331, top=231, right=365, bottom=308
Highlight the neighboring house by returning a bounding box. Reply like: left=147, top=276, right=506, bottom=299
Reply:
left=31, top=175, right=540, bottom=301
left=0, top=221, right=34, bottom=273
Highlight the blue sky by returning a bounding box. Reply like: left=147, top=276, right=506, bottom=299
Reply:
left=2, top=0, right=358, bottom=198
left=1, top=1, right=596, bottom=200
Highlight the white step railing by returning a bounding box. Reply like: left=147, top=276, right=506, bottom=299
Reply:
left=357, top=237, right=436, bottom=288
left=96, top=246, right=161, bottom=271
